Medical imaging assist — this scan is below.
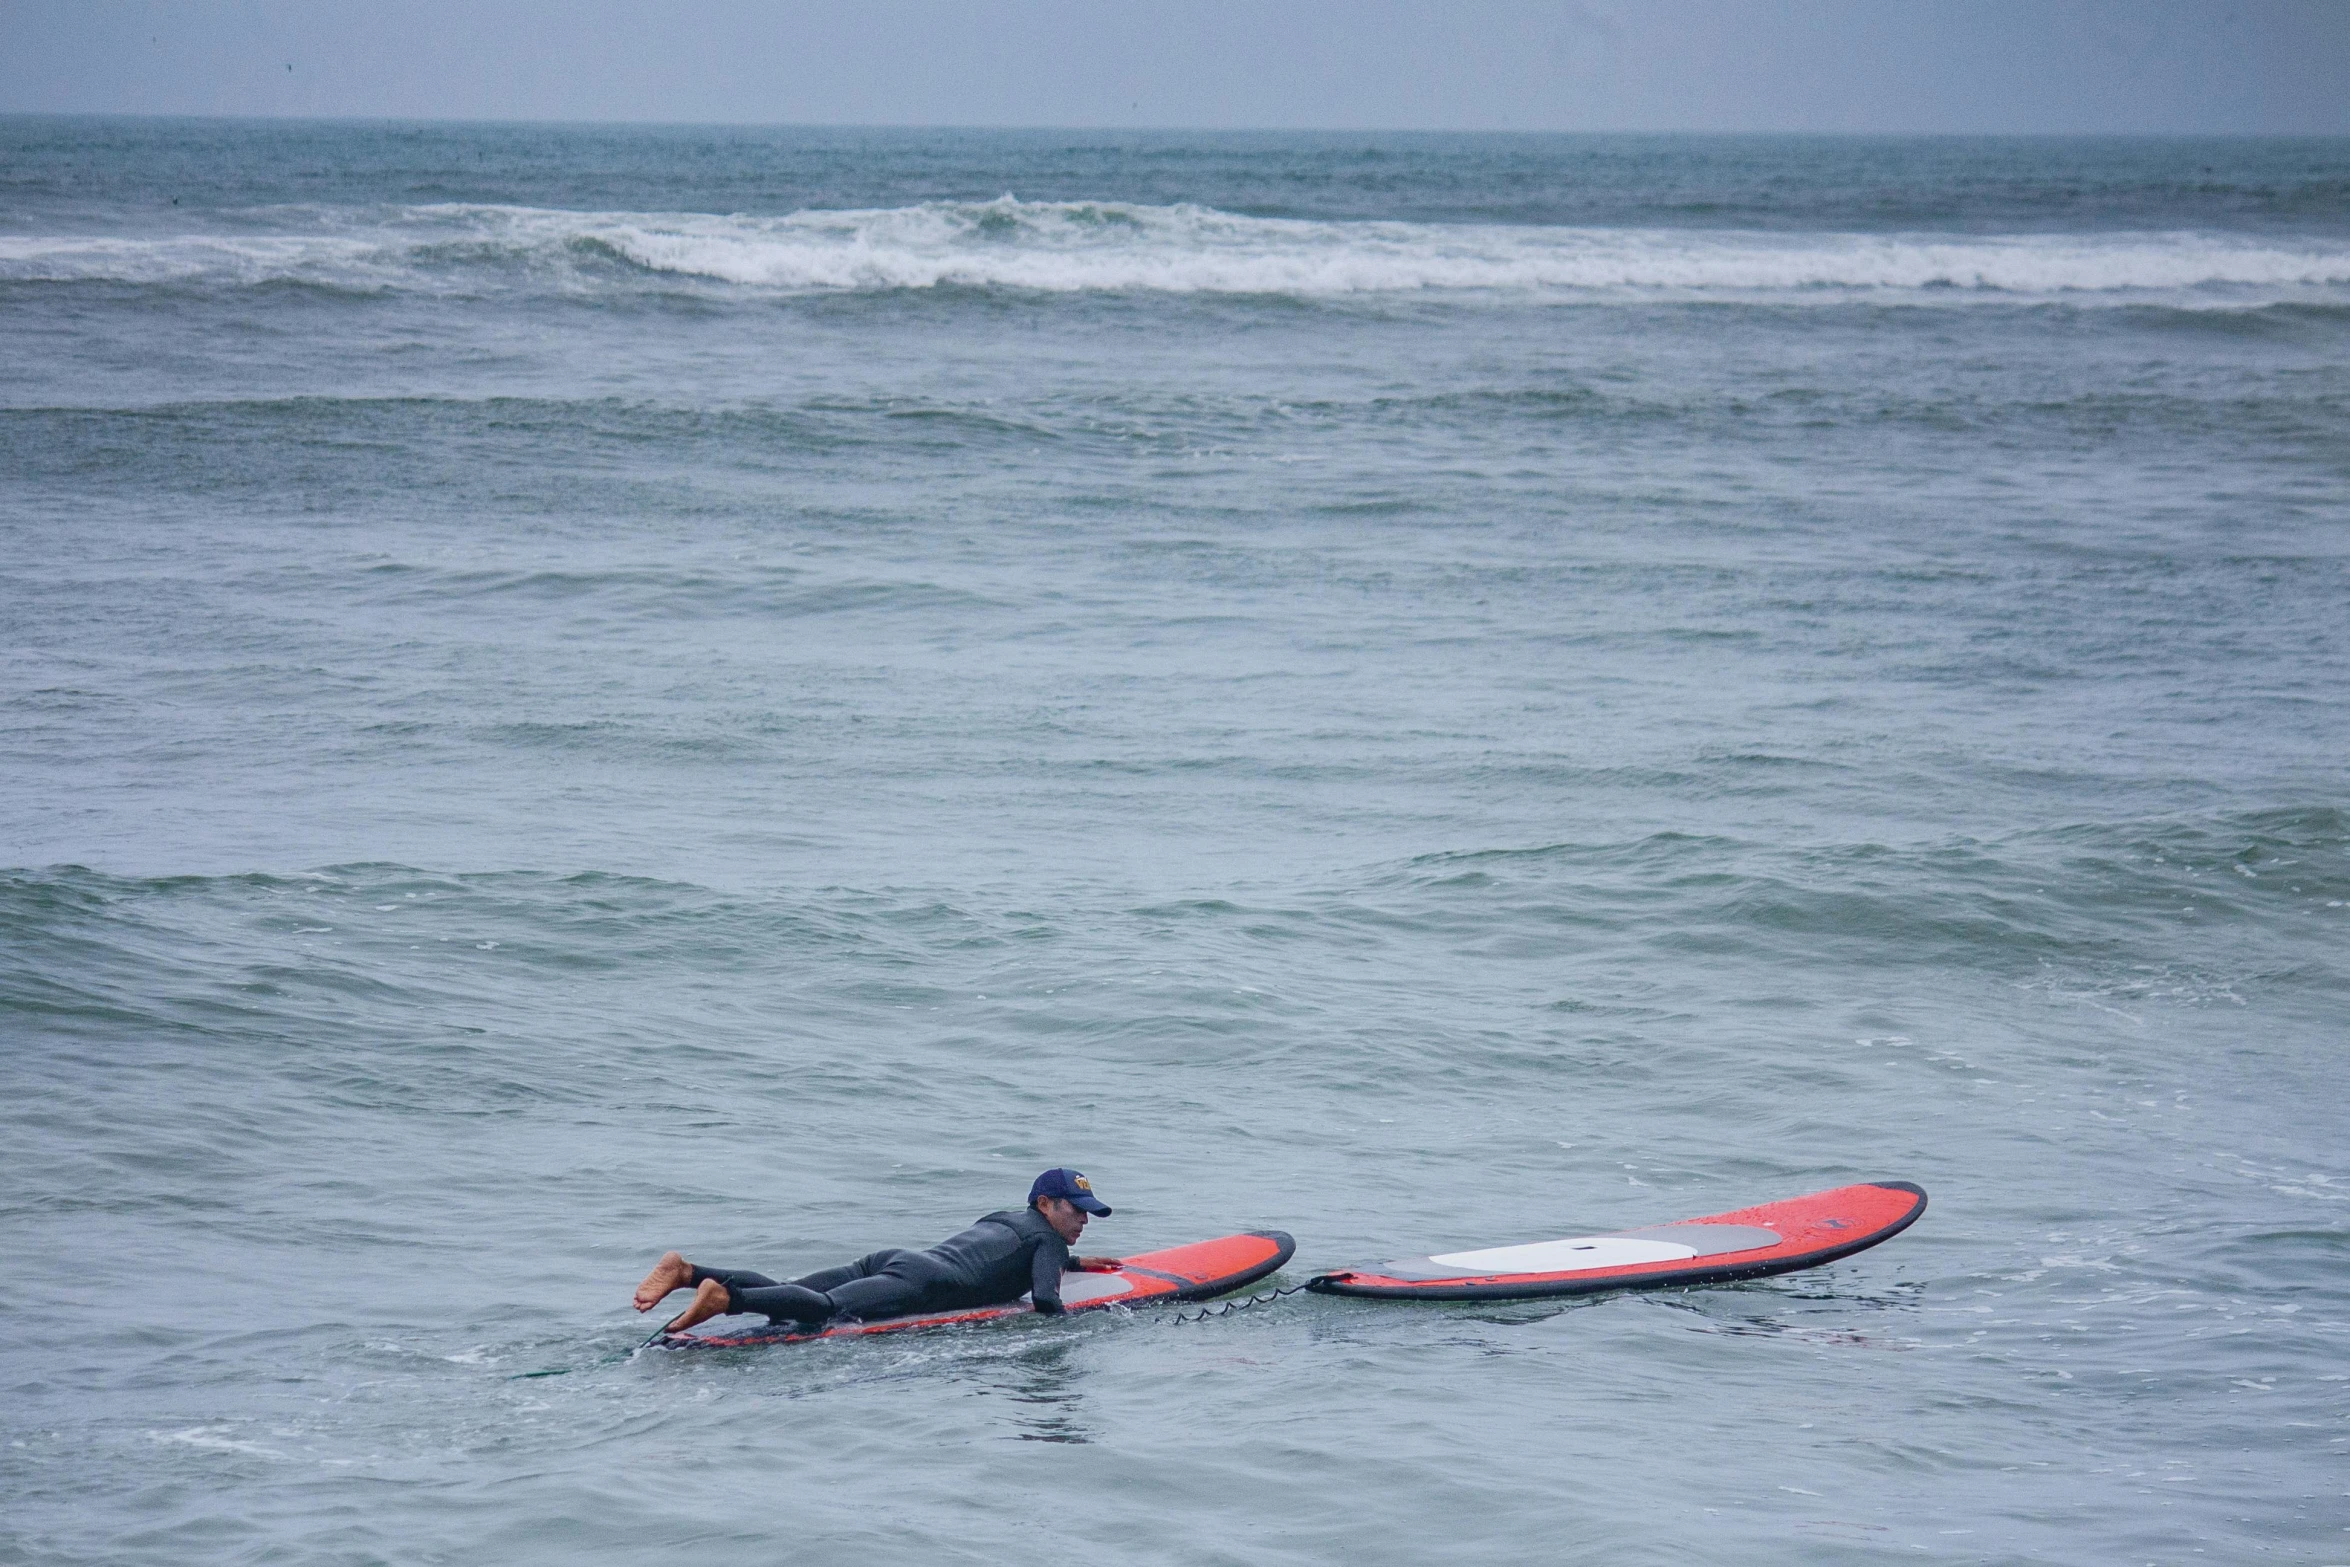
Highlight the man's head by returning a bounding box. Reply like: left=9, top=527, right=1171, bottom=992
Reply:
left=1029, top=1168, right=1111, bottom=1244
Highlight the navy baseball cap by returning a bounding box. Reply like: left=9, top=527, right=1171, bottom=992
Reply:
left=1029, top=1167, right=1112, bottom=1216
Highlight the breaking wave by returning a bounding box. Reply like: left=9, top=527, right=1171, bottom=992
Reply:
left=6, top=198, right=2350, bottom=302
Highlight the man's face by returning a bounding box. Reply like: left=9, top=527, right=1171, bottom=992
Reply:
left=1037, top=1195, right=1088, bottom=1244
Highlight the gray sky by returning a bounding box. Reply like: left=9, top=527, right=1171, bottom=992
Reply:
left=4, top=0, right=2347, bottom=134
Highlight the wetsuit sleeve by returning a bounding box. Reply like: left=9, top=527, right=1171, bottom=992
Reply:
left=1030, top=1240, right=1066, bottom=1314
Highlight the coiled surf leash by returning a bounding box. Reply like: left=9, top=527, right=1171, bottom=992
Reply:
left=1166, top=1283, right=1308, bottom=1325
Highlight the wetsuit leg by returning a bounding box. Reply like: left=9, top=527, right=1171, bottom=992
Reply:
left=729, top=1281, right=834, bottom=1327
left=682, top=1265, right=825, bottom=1325
left=789, top=1250, right=903, bottom=1295
left=821, top=1250, right=959, bottom=1322
left=689, top=1266, right=778, bottom=1293
left=697, top=1250, right=959, bottom=1327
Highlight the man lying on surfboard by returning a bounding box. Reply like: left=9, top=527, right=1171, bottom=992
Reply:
left=633, top=1168, right=1123, bottom=1335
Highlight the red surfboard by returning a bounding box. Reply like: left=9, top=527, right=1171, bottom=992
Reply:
left=657, top=1230, right=1296, bottom=1348
left=1306, top=1181, right=1925, bottom=1301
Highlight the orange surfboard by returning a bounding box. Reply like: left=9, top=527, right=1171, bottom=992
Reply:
left=658, top=1229, right=1296, bottom=1348
left=1307, top=1181, right=1924, bottom=1301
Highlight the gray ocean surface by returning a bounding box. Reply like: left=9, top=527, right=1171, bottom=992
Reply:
left=3, top=122, right=2348, bottom=1563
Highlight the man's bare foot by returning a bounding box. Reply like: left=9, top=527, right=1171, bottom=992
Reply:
left=662, top=1277, right=732, bottom=1335
left=633, top=1251, right=694, bottom=1312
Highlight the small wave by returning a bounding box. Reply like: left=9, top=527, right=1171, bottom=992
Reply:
left=0, top=233, right=393, bottom=288
left=148, top=1425, right=288, bottom=1459
left=4, top=199, right=2348, bottom=303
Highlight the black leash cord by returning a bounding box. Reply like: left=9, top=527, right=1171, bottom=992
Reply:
left=1167, top=1283, right=1309, bottom=1325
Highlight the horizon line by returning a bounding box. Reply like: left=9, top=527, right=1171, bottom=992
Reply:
left=5, top=111, right=2345, bottom=141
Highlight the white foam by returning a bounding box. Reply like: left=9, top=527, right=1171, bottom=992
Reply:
left=0, top=233, right=387, bottom=286
left=6, top=199, right=2348, bottom=302
left=147, top=1425, right=287, bottom=1459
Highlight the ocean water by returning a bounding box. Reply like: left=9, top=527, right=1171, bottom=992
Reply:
left=3, top=120, right=2348, bottom=1564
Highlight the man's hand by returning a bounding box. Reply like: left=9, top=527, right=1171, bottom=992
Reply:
left=1072, top=1255, right=1123, bottom=1272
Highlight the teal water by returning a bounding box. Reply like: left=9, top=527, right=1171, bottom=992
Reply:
left=3, top=121, right=2348, bottom=1563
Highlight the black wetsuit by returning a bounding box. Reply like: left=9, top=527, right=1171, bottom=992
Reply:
left=692, top=1207, right=1078, bottom=1329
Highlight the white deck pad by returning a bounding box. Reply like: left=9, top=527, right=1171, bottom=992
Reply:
left=1425, top=1235, right=1700, bottom=1274
left=1372, top=1224, right=1787, bottom=1282
left=1050, top=1272, right=1138, bottom=1305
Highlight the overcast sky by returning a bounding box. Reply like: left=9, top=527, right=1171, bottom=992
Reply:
left=4, top=0, right=2347, bottom=135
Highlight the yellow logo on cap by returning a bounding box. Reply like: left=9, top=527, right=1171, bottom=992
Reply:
left=1073, top=1175, right=1092, bottom=1191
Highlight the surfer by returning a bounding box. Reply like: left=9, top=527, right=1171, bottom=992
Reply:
left=633, top=1167, right=1122, bottom=1335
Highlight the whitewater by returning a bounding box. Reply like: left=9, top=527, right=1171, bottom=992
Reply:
left=8, top=196, right=2350, bottom=300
